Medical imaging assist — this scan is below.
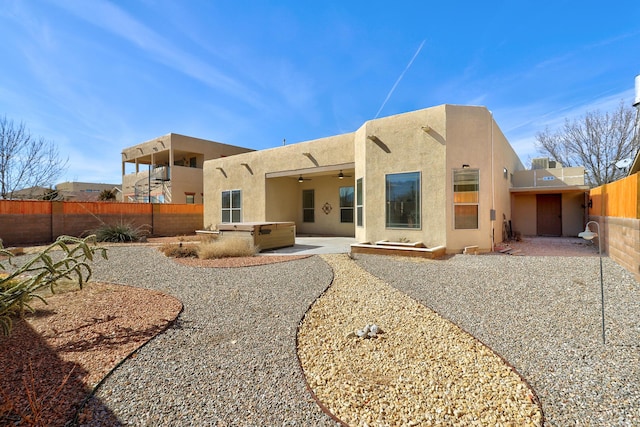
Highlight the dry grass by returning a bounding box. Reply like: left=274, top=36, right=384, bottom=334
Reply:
left=159, top=243, right=199, bottom=258
left=198, top=238, right=257, bottom=259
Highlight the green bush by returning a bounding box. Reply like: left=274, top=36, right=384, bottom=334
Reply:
left=0, top=236, right=108, bottom=336
left=93, top=221, right=147, bottom=243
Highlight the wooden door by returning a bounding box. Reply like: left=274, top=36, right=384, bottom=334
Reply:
left=536, top=194, right=562, bottom=236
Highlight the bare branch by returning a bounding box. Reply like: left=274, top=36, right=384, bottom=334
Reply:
left=535, top=101, right=640, bottom=186
left=0, top=116, right=68, bottom=199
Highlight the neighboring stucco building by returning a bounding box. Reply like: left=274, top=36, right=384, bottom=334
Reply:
left=205, top=104, right=579, bottom=253
left=122, top=133, right=253, bottom=204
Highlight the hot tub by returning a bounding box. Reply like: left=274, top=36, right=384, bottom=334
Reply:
left=216, top=222, right=296, bottom=251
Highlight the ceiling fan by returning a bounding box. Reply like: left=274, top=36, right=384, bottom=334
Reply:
left=297, top=175, right=312, bottom=182
left=333, top=170, right=353, bottom=179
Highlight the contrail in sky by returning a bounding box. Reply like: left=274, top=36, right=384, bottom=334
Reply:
left=374, top=40, right=426, bottom=119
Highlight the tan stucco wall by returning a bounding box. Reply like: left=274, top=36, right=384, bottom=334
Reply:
left=203, top=104, right=526, bottom=251
left=354, top=106, right=447, bottom=247
left=203, top=133, right=355, bottom=232
left=513, top=167, right=586, bottom=188
left=562, top=192, right=587, bottom=236
left=444, top=106, right=525, bottom=252
left=511, top=194, right=537, bottom=236
left=510, top=192, right=588, bottom=237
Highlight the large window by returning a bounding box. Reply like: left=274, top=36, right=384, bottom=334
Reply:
left=302, top=189, right=314, bottom=222
left=385, top=172, right=420, bottom=228
left=339, top=186, right=354, bottom=223
left=356, top=178, right=363, bottom=227
left=453, top=169, right=479, bottom=229
left=222, top=190, right=241, bottom=223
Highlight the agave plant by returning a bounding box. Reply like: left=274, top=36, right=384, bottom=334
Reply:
left=0, top=235, right=108, bottom=335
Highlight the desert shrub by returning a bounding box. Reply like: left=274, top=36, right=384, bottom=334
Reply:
left=197, top=238, right=257, bottom=259
left=159, top=243, right=199, bottom=258
left=0, top=235, right=107, bottom=335
left=93, top=222, right=147, bottom=243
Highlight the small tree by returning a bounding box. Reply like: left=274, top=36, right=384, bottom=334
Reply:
left=0, top=116, right=68, bottom=199
left=97, top=189, right=117, bottom=201
left=535, top=101, right=640, bottom=186
left=0, top=236, right=107, bottom=335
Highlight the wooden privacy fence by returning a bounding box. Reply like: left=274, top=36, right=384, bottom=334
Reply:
left=0, top=201, right=203, bottom=246
left=589, top=173, right=640, bottom=219
left=588, top=173, right=640, bottom=282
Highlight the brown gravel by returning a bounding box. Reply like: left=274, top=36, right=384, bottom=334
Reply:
left=0, top=244, right=310, bottom=427
left=0, top=282, right=182, bottom=426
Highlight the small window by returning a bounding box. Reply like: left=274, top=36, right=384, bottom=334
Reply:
left=339, top=186, right=354, bottom=223
left=190, top=157, right=197, bottom=168
left=386, top=172, right=420, bottom=228
left=302, top=189, right=314, bottom=223
left=453, top=169, right=479, bottom=229
left=356, top=178, right=363, bottom=227
left=185, top=193, right=195, bottom=204
left=222, top=190, right=241, bottom=222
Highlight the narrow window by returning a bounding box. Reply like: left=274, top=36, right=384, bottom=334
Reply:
left=453, top=169, right=479, bottom=229
left=339, top=186, right=354, bottom=223
left=385, top=172, right=420, bottom=228
left=356, top=178, right=363, bottom=227
left=222, top=190, right=241, bottom=223
left=185, top=193, right=195, bottom=204
left=302, top=189, right=314, bottom=223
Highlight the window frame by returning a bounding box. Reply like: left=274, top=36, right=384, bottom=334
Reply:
left=339, top=186, right=354, bottom=223
left=453, top=168, right=480, bottom=230
left=302, top=189, right=314, bottom=223
left=221, top=189, right=242, bottom=223
left=385, top=171, right=421, bottom=229
left=356, top=178, right=363, bottom=227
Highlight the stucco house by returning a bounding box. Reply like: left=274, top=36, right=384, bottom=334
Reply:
left=201, top=104, right=589, bottom=254
left=122, top=133, right=253, bottom=204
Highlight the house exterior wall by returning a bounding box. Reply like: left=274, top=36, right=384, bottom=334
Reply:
left=444, top=106, right=525, bottom=251
left=203, top=104, right=527, bottom=253
left=203, top=133, right=355, bottom=231
left=512, top=167, right=586, bottom=188
left=511, top=194, right=537, bottom=236
left=354, top=106, right=447, bottom=247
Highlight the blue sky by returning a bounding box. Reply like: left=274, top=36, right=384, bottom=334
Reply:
left=1, top=1, right=638, bottom=185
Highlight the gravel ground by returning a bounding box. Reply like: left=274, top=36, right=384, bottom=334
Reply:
left=73, top=244, right=639, bottom=426
left=81, top=246, right=339, bottom=426
left=355, top=253, right=640, bottom=427
left=298, top=254, right=542, bottom=426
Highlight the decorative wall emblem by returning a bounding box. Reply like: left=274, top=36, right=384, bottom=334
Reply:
left=322, top=202, right=332, bottom=215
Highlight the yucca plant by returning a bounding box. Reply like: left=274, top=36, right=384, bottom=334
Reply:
left=0, top=235, right=108, bottom=336
left=93, top=221, right=148, bottom=243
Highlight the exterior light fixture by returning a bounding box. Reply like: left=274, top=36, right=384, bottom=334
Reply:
left=462, top=164, right=470, bottom=169
left=578, top=220, right=606, bottom=344
left=421, top=125, right=431, bottom=132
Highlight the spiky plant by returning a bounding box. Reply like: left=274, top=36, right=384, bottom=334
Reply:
left=0, top=235, right=108, bottom=335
